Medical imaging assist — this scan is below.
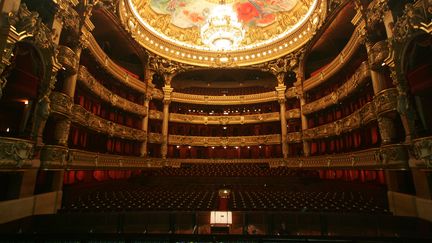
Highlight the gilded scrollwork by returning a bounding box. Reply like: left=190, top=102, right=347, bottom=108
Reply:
left=287, top=132, right=302, bottom=143
left=168, top=134, right=281, bottom=147
left=67, top=149, right=161, bottom=169
left=50, top=91, right=73, bottom=117
left=412, top=136, right=432, bottom=168
left=171, top=91, right=278, bottom=105
left=303, top=62, right=370, bottom=114
left=0, top=137, right=34, bottom=168
left=40, top=145, right=68, bottom=169
left=368, top=40, right=390, bottom=71
left=303, top=22, right=365, bottom=91
left=57, top=45, right=78, bottom=74
left=70, top=104, right=146, bottom=141
left=86, top=33, right=147, bottom=93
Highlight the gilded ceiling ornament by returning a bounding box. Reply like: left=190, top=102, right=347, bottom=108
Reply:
left=119, top=0, right=326, bottom=67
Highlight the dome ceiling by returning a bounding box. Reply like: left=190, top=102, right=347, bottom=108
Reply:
left=119, top=0, right=327, bottom=67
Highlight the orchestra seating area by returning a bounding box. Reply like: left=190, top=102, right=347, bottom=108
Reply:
left=61, top=166, right=388, bottom=215
left=151, top=163, right=318, bottom=177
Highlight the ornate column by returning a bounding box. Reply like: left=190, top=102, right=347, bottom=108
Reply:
left=366, top=42, right=398, bottom=144
left=140, top=68, right=154, bottom=157
left=300, top=96, right=310, bottom=156
left=161, top=75, right=173, bottom=159
left=276, top=75, right=288, bottom=158
left=140, top=97, right=151, bottom=157
left=0, top=1, right=21, bottom=99
left=52, top=3, right=94, bottom=146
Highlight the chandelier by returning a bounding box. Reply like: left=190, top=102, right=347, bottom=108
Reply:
left=200, top=3, right=245, bottom=50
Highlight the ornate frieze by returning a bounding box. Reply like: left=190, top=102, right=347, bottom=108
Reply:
left=0, top=137, right=34, bottom=169
left=168, top=134, right=281, bottom=147
left=86, top=33, right=147, bottom=94
left=78, top=66, right=146, bottom=116
left=151, top=88, right=164, bottom=100
left=303, top=21, right=366, bottom=91
left=149, top=109, right=163, bottom=120
left=303, top=62, right=370, bottom=115
left=285, top=86, right=298, bottom=99
left=287, top=132, right=302, bottom=143
left=412, top=136, right=432, bottom=168
left=286, top=108, right=301, bottom=119
left=50, top=91, right=73, bottom=117
left=70, top=105, right=146, bottom=141
left=148, top=132, right=162, bottom=144
left=373, top=88, right=398, bottom=115
left=57, top=45, right=78, bottom=74
left=171, top=91, right=278, bottom=105
left=67, top=149, right=162, bottom=169
left=40, top=145, right=68, bottom=169
left=168, top=112, right=281, bottom=125
left=368, top=40, right=390, bottom=71
left=164, top=144, right=409, bottom=168
left=392, top=0, right=432, bottom=43
left=365, top=0, right=390, bottom=28
left=378, top=144, right=409, bottom=167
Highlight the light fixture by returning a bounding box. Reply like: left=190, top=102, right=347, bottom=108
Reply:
left=200, top=1, right=245, bottom=50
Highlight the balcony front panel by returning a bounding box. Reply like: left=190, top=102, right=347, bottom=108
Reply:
left=78, top=66, right=146, bottom=116
left=303, top=88, right=398, bottom=140
left=57, top=45, right=78, bottom=74
left=302, top=62, right=371, bottom=115
left=171, top=91, right=278, bottom=105
left=168, top=112, right=281, bottom=125
left=67, top=149, right=162, bottom=169
left=86, top=32, right=147, bottom=93
left=0, top=137, right=35, bottom=169
left=70, top=105, right=146, bottom=141
left=412, top=136, right=432, bottom=168
left=303, top=21, right=365, bottom=91
left=50, top=92, right=73, bottom=118
left=168, top=134, right=281, bottom=147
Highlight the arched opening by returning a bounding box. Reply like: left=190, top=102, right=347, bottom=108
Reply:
left=0, top=42, right=44, bottom=139
left=405, top=34, right=432, bottom=137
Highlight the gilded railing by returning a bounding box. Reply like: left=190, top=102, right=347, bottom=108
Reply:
left=67, top=149, right=163, bottom=169
left=70, top=105, right=146, bottom=141
left=164, top=144, right=408, bottom=168
left=302, top=62, right=371, bottom=115
left=373, top=88, right=398, bottom=115
left=57, top=45, right=78, bottom=74
left=148, top=132, right=162, bottom=144
left=286, top=108, right=301, bottom=119
left=412, top=136, right=432, bottom=168
left=50, top=91, right=73, bottom=117
left=171, top=91, right=278, bottom=105
left=40, top=145, right=68, bottom=169
left=168, top=112, right=281, bottom=125
left=0, top=137, right=35, bottom=169
left=86, top=33, right=147, bottom=93
left=285, top=87, right=298, bottom=99
left=168, top=134, right=281, bottom=146
left=303, top=21, right=366, bottom=91
left=78, top=66, right=146, bottom=116
left=149, top=109, right=163, bottom=120
left=151, top=88, right=164, bottom=100
left=287, top=132, right=302, bottom=143
left=303, top=88, right=398, bottom=140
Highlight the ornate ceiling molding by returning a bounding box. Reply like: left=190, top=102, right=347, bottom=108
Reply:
left=119, top=0, right=327, bottom=67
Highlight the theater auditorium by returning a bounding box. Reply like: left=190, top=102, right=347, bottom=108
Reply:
left=0, top=0, right=431, bottom=241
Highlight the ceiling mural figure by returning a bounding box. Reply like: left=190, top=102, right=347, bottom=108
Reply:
left=149, top=0, right=298, bottom=29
